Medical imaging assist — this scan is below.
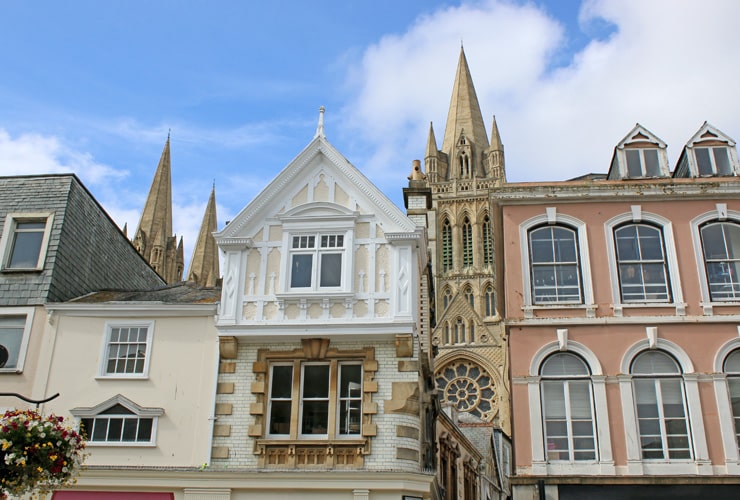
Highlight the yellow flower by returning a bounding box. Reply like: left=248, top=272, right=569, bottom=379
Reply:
left=1, top=440, right=10, bottom=450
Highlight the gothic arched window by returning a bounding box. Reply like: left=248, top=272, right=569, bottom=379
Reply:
left=442, top=218, right=453, bottom=272
left=462, top=216, right=473, bottom=268
left=482, top=214, right=493, bottom=268
left=484, top=284, right=495, bottom=317
left=464, top=285, right=474, bottom=309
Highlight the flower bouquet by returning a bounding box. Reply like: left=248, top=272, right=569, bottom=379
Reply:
left=1, top=409, right=85, bottom=498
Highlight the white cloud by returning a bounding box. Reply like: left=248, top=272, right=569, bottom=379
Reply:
left=342, top=0, right=740, bottom=185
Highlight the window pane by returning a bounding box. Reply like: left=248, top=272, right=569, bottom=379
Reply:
left=290, top=254, right=313, bottom=287
left=714, top=147, right=732, bottom=175
left=137, top=418, right=153, bottom=441
left=632, top=351, right=680, bottom=375
left=269, top=401, right=292, bottom=434
left=269, top=365, right=293, bottom=435
left=270, top=365, right=293, bottom=398
left=339, top=364, right=362, bottom=435
left=725, top=350, right=740, bottom=373
left=303, top=365, right=329, bottom=398
left=302, top=401, right=329, bottom=434
left=626, top=149, right=642, bottom=177
left=108, top=418, right=123, bottom=441
left=122, top=418, right=137, bottom=441
left=695, top=147, right=713, bottom=175
left=320, top=253, right=341, bottom=287
left=92, top=418, right=109, bottom=441
left=541, top=352, right=589, bottom=377
left=8, top=229, right=44, bottom=268
left=644, top=150, right=660, bottom=177
left=0, top=316, right=25, bottom=369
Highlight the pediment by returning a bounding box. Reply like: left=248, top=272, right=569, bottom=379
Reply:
left=616, top=123, right=667, bottom=149
left=70, top=394, right=164, bottom=417
left=684, top=121, right=736, bottom=148
left=434, top=292, right=499, bottom=346
left=215, top=134, right=416, bottom=242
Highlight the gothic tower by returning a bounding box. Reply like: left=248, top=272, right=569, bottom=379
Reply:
left=405, top=47, right=510, bottom=437
left=187, top=183, right=220, bottom=287
left=133, top=135, right=185, bottom=284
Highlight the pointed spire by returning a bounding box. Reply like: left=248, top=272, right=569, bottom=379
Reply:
left=134, top=134, right=181, bottom=283
left=490, top=115, right=503, bottom=152
left=314, top=106, right=326, bottom=139
left=187, top=184, right=220, bottom=287
left=441, top=47, right=489, bottom=160
left=425, top=122, right=439, bottom=159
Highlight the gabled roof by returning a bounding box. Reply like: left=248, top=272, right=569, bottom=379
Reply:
left=70, top=394, right=164, bottom=417
left=216, top=110, right=417, bottom=242
left=607, top=123, right=669, bottom=179
left=674, top=122, right=739, bottom=178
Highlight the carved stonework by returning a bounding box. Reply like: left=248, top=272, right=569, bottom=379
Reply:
left=435, top=360, right=496, bottom=422
left=385, top=381, right=420, bottom=415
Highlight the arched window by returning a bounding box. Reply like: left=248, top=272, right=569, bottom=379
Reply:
left=700, top=221, right=740, bottom=301
left=464, top=285, right=474, bottom=309
left=442, top=287, right=452, bottom=310
left=540, top=352, right=596, bottom=462
left=631, top=351, right=690, bottom=459
left=528, top=225, right=582, bottom=303
left=462, top=216, right=473, bottom=268
left=443, top=321, right=451, bottom=345
left=614, top=223, right=670, bottom=302
left=442, top=218, right=453, bottom=272
left=454, top=317, right=466, bottom=344
left=484, top=284, right=495, bottom=317
left=482, top=214, right=493, bottom=268
left=724, top=349, right=740, bottom=452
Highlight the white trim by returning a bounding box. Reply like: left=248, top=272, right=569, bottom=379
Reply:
left=97, top=320, right=155, bottom=379
left=519, top=212, right=594, bottom=310
left=527, top=342, right=613, bottom=474
left=0, top=212, right=54, bottom=271
left=690, top=210, right=740, bottom=313
left=714, top=338, right=740, bottom=472
left=619, top=340, right=711, bottom=474
left=71, top=394, right=163, bottom=447
left=604, top=211, right=684, bottom=314
left=0, top=307, right=35, bottom=373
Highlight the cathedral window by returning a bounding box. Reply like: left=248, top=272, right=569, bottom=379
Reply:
left=0, top=212, right=54, bottom=271
left=442, top=218, right=453, bottom=272
left=464, top=285, right=474, bottom=309
left=442, top=287, right=452, bottom=310
left=459, top=152, right=471, bottom=178
left=462, top=216, right=473, bottom=268
left=482, top=214, right=493, bottom=268
left=454, top=317, right=466, bottom=344
left=435, top=361, right=496, bottom=421
left=484, top=284, right=495, bottom=317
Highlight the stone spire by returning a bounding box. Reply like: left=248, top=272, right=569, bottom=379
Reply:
left=132, top=134, right=184, bottom=284
left=441, top=47, right=489, bottom=178
left=425, top=122, right=441, bottom=182
left=187, top=184, right=220, bottom=287
left=488, top=115, right=506, bottom=185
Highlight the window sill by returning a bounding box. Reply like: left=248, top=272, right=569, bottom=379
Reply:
left=0, top=368, right=22, bottom=374
left=258, top=437, right=366, bottom=445
left=275, top=291, right=354, bottom=300
left=701, top=301, right=740, bottom=316
left=95, top=374, right=149, bottom=380
left=612, top=302, right=686, bottom=317
left=523, top=304, right=596, bottom=319
left=85, top=441, right=156, bottom=447
left=1, top=267, right=43, bottom=273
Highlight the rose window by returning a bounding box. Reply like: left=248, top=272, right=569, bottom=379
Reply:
left=435, top=361, right=496, bottom=421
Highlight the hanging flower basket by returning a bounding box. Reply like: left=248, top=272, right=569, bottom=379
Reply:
left=0, top=409, right=86, bottom=498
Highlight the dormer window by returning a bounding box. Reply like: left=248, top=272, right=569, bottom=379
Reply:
left=626, top=148, right=661, bottom=178
left=695, top=146, right=732, bottom=176
left=290, top=233, right=345, bottom=289
left=608, top=124, right=670, bottom=180
left=674, top=123, right=739, bottom=178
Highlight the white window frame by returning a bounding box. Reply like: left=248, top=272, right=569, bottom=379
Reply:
left=287, top=232, right=347, bottom=291
left=0, top=212, right=54, bottom=271
left=713, top=336, right=740, bottom=474
left=71, top=394, right=163, bottom=447
left=98, top=320, right=154, bottom=379
left=693, top=146, right=734, bottom=176
left=527, top=340, right=613, bottom=475
left=0, top=307, right=34, bottom=373
left=618, top=338, right=709, bottom=475
left=266, top=360, right=363, bottom=440
left=623, top=148, right=663, bottom=178
left=519, top=212, right=595, bottom=318
left=690, top=209, right=740, bottom=314
left=605, top=210, right=684, bottom=316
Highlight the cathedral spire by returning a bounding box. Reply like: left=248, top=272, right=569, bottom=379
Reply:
left=488, top=115, right=506, bottom=185
left=441, top=47, right=489, bottom=164
left=133, top=134, right=183, bottom=283
left=187, top=183, right=220, bottom=287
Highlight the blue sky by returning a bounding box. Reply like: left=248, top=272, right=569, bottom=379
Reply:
left=1, top=0, right=739, bottom=269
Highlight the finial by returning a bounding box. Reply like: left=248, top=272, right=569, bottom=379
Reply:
left=315, top=106, right=326, bottom=139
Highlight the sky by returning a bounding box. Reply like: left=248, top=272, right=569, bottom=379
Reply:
left=1, top=0, right=739, bottom=271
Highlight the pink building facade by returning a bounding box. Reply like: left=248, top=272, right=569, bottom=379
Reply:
left=500, top=123, right=740, bottom=499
